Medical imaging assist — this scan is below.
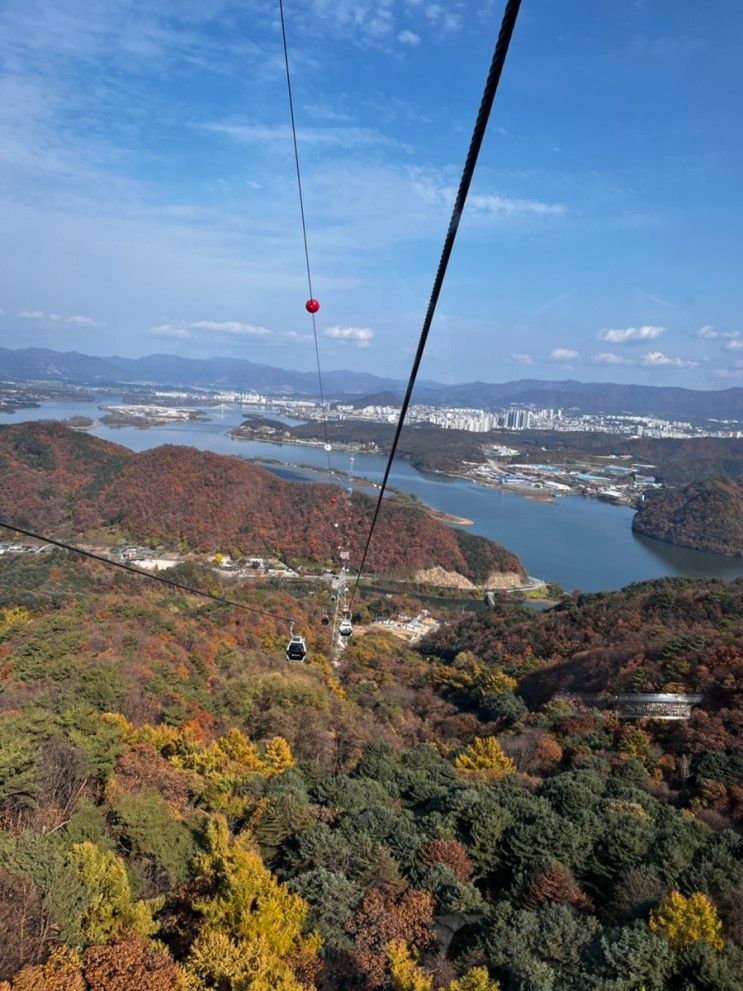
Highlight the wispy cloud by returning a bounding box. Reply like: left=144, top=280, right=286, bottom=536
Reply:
left=593, top=352, right=632, bottom=365
left=696, top=324, right=739, bottom=340
left=189, top=320, right=270, bottom=336
left=712, top=367, right=743, bottom=379
left=303, top=103, right=353, bottom=123
left=324, top=325, right=375, bottom=348
left=150, top=324, right=191, bottom=339
left=642, top=351, right=698, bottom=368
left=150, top=320, right=272, bottom=339
left=201, top=122, right=410, bottom=153
left=598, top=325, right=665, bottom=344
left=511, top=352, right=534, bottom=365
left=724, top=339, right=743, bottom=351
left=67, top=314, right=103, bottom=327
left=414, top=177, right=566, bottom=218
left=549, top=348, right=579, bottom=361
left=16, top=309, right=102, bottom=326
left=398, top=29, right=421, bottom=46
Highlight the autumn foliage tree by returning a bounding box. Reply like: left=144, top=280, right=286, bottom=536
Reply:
left=183, top=815, right=320, bottom=991
left=347, top=889, right=435, bottom=989
left=69, top=842, right=161, bottom=946
left=385, top=943, right=500, bottom=991
left=453, top=738, right=515, bottom=782
left=523, top=862, right=593, bottom=912
left=649, top=891, right=724, bottom=952
left=418, top=841, right=474, bottom=883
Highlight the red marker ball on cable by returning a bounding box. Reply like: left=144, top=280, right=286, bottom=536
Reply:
left=330, top=497, right=337, bottom=505
left=305, top=298, right=320, bottom=314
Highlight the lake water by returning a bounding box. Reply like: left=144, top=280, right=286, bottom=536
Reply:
left=2, top=398, right=741, bottom=592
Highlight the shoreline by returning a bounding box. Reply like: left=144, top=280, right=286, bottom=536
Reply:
left=229, top=426, right=636, bottom=510
left=425, top=507, right=474, bottom=526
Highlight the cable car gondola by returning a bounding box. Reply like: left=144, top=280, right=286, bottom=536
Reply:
left=321, top=612, right=330, bottom=625
left=339, top=616, right=352, bottom=638
left=286, top=632, right=307, bottom=662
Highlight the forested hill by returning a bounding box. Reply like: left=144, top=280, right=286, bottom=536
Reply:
left=0, top=421, right=523, bottom=581
left=0, top=556, right=741, bottom=989
left=423, top=576, right=743, bottom=748
left=632, top=478, right=743, bottom=556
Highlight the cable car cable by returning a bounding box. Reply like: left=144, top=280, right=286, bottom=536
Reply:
left=277, top=0, right=333, bottom=475
left=278, top=0, right=352, bottom=649
left=349, top=0, right=523, bottom=608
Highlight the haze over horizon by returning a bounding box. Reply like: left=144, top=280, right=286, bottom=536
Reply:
left=1, top=0, right=742, bottom=389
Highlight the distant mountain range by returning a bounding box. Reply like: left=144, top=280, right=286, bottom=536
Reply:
left=1, top=345, right=741, bottom=420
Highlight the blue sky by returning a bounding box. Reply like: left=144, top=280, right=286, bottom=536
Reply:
left=1, top=0, right=742, bottom=388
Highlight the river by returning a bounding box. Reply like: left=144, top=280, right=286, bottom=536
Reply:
left=2, top=398, right=741, bottom=592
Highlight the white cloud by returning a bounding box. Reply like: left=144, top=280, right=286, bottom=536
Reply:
left=16, top=309, right=101, bottom=326
left=598, top=325, right=665, bottom=344
left=414, top=178, right=565, bottom=218
left=324, top=325, right=375, bottom=349
left=712, top=367, right=743, bottom=379
left=549, top=348, right=579, bottom=361
left=189, top=320, right=270, bottom=336
left=469, top=193, right=566, bottom=217
left=150, top=320, right=271, bottom=339
left=67, top=314, right=101, bottom=327
left=398, top=29, right=421, bottom=46
left=303, top=104, right=353, bottom=123
left=723, top=339, right=743, bottom=351
left=423, top=3, right=462, bottom=31
left=697, top=324, right=739, bottom=340
left=642, top=351, right=698, bottom=368
left=593, top=352, right=632, bottom=365
left=202, top=122, right=409, bottom=153
left=511, top=352, right=534, bottom=365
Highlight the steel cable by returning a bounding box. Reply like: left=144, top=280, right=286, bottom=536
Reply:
left=349, top=0, right=523, bottom=607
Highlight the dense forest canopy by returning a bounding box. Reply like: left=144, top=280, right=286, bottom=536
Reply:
left=0, top=422, right=522, bottom=581
left=0, top=549, right=740, bottom=990
left=632, top=478, right=743, bottom=557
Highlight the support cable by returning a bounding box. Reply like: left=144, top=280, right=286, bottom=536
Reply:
left=277, top=0, right=333, bottom=475
left=349, top=0, right=523, bottom=608
left=278, top=0, right=349, bottom=649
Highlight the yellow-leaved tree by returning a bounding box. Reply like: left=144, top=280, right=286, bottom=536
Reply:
left=387, top=941, right=432, bottom=991
left=386, top=942, right=500, bottom=991
left=649, top=891, right=724, bottom=951
left=447, top=969, right=500, bottom=991
left=262, top=736, right=295, bottom=775
left=0, top=606, right=30, bottom=626
left=454, top=737, right=515, bottom=782
left=183, top=815, right=320, bottom=991
left=69, top=842, right=161, bottom=945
